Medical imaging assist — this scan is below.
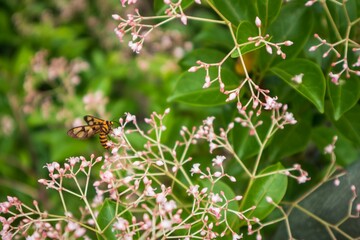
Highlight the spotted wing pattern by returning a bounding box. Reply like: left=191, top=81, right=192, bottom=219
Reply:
left=67, top=115, right=114, bottom=148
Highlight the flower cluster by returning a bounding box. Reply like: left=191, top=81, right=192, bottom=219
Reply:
left=113, top=1, right=201, bottom=54
left=188, top=17, right=293, bottom=115
left=1, top=107, right=343, bottom=239
left=307, top=1, right=360, bottom=84
left=23, top=50, right=90, bottom=123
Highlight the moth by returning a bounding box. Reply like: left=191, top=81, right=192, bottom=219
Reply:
left=67, top=115, right=114, bottom=149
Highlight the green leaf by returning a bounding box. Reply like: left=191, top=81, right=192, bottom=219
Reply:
left=240, top=163, right=287, bottom=223
left=179, top=48, right=234, bottom=70
left=201, top=180, right=240, bottom=230
left=97, top=199, right=134, bottom=240
left=168, top=68, right=239, bottom=106
left=231, top=122, right=260, bottom=160
left=270, top=59, right=326, bottom=113
left=332, top=104, right=360, bottom=146
left=232, top=21, right=262, bottom=58
left=231, top=111, right=272, bottom=160
left=256, top=0, right=282, bottom=29
left=194, top=24, right=234, bottom=50
left=97, top=200, right=117, bottom=240
left=258, top=1, right=314, bottom=68
left=312, top=126, right=360, bottom=166
left=329, top=70, right=360, bottom=120
left=13, top=47, right=33, bottom=76
left=212, top=0, right=256, bottom=25
left=268, top=119, right=311, bottom=162
left=273, top=160, right=360, bottom=239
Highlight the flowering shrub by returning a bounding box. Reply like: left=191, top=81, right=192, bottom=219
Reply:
left=1, top=0, right=360, bottom=239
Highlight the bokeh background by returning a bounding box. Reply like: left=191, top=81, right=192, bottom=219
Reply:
left=0, top=0, right=211, bottom=206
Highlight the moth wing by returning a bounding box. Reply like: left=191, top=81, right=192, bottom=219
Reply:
left=67, top=125, right=101, bottom=139
left=84, top=115, right=106, bottom=126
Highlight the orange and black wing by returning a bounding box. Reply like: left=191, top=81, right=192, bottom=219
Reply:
left=67, top=125, right=102, bottom=139
left=68, top=115, right=114, bottom=148
left=84, top=115, right=106, bottom=125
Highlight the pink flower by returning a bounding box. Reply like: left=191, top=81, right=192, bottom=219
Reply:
left=159, top=219, right=172, bottom=229
left=181, top=14, right=187, bottom=25
left=324, top=144, right=335, bottom=154
left=264, top=96, right=281, bottom=110
left=291, top=73, right=304, bottom=84
left=190, top=163, right=201, bottom=176
left=100, top=170, right=114, bottom=183
left=210, top=193, right=223, bottom=203
left=284, top=112, right=297, bottom=124
left=255, top=17, right=261, bottom=27
left=329, top=72, right=340, bottom=85
left=212, top=155, right=226, bottom=167
left=113, top=218, right=129, bottom=231
left=187, top=185, right=200, bottom=196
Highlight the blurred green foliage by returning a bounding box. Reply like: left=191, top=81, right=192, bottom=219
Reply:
left=0, top=0, right=228, bottom=208
left=0, top=0, right=172, bottom=203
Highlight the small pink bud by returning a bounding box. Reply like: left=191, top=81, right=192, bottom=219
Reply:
left=227, top=92, right=237, bottom=102
left=201, top=187, right=208, bottom=194
left=229, top=176, right=236, bottom=182
left=203, top=81, right=211, bottom=88
left=235, top=195, right=243, bottom=201
left=309, top=46, right=317, bottom=52
left=255, top=17, right=261, bottom=27
left=181, top=14, right=187, bottom=25
left=266, top=196, right=273, bottom=203
left=156, top=160, right=164, bottom=166
left=305, top=0, right=315, bottom=6
left=188, top=66, right=197, bottom=72
left=220, top=83, right=225, bottom=91
left=112, top=14, right=121, bottom=20
left=266, top=45, right=273, bottom=54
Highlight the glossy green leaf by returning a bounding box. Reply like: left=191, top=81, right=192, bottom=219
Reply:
left=232, top=122, right=260, bottom=160
left=312, top=126, right=360, bottom=166
left=268, top=119, right=311, bottom=162
left=97, top=199, right=134, bottom=240
left=179, top=48, right=234, bottom=70
left=332, top=104, right=360, bottom=146
left=194, top=24, right=234, bottom=50
left=212, top=0, right=256, bottom=25
left=97, top=200, right=117, bottom=240
left=168, top=68, right=239, bottom=106
left=240, top=163, right=287, bottom=222
left=231, top=111, right=272, bottom=160
left=329, top=70, right=360, bottom=121
left=202, top=180, right=240, bottom=230
left=232, top=21, right=262, bottom=58
left=271, top=59, right=326, bottom=113
left=259, top=1, right=314, bottom=68
left=273, top=160, right=360, bottom=239
left=256, top=0, right=282, bottom=29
